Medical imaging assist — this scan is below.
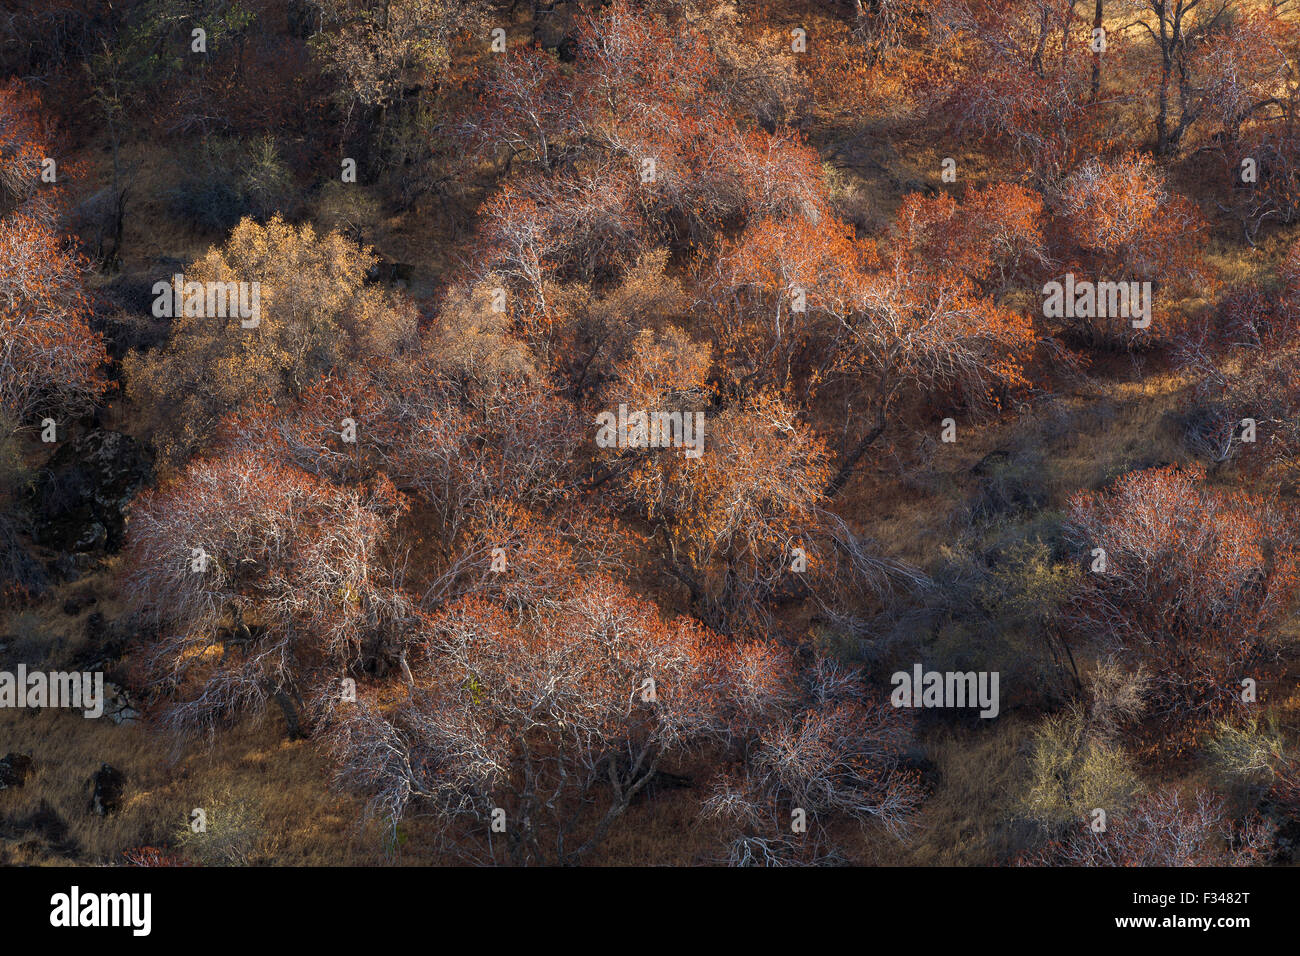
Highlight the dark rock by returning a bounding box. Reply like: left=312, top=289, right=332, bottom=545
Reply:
left=102, top=682, right=141, bottom=726
left=28, top=430, right=153, bottom=554
left=90, top=763, right=124, bottom=816
left=0, top=753, right=33, bottom=790
left=72, top=521, right=107, bottom=552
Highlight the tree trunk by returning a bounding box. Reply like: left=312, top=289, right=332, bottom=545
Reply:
left=824, top=419, right=886, bottom=498
left=1091, top=0, right=1104, bottom=101
left=274, top=689, right=305, bottom=741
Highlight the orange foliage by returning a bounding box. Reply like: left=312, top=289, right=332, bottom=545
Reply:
left=0, top=212, right=105, bottom=426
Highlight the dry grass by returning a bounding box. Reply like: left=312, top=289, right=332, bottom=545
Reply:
left=897, top=718, right=1038, bottom=866
left=0, top=697, right=398, bottom=866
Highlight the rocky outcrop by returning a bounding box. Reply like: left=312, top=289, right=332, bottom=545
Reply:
left=89, top=763, right=124, bottom=816
left=102, top=682, right=141, bottom=726
left=28, top=430, right=152, bottom=556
